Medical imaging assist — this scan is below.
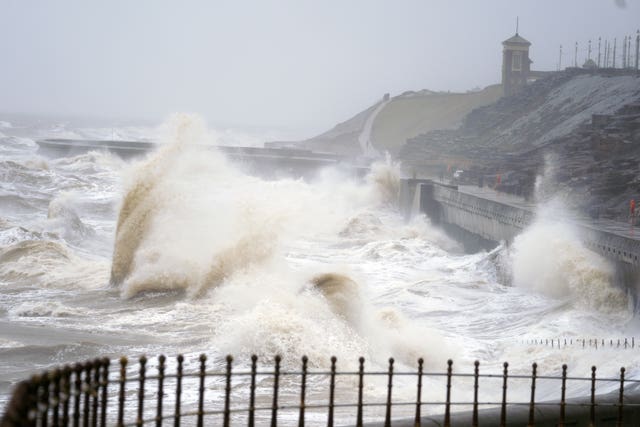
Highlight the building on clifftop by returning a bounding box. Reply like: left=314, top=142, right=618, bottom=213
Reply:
left=501, top=32, right=532, bottom=97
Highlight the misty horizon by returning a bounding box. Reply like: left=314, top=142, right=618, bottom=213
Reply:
left=1, top=0, right=638, bottom=136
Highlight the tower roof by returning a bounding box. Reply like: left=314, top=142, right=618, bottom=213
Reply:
left=502, top=33, right=531, bottom=46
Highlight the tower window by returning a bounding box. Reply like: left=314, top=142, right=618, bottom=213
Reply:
left=512, top=52, right=522, bottom=71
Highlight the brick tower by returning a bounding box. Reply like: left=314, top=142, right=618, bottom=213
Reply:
left=502, top=31, right=532, bottom=96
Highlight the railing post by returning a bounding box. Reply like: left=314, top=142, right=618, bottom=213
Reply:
left=472, top=361, right=479, bottom=427
left=137, top=356, right=147, bottom=427
left=590, top=366, right=596, bottom=427
left=617, top=367, right=625, bottom=426
left=271, top=355, right=281, bottom=427
left=83, top=362, right=93, bottom=427
left=1, top=380, right=35, bottom=427
left=62, top=366, right=72, bottom=427
left=92, top=359, right=101, bottom=427
left=414, top=358, right=423, bottom=427
left=298, top=356, right=307, bottom=427
left=384, top=358, right=394, bottom=427
left=73, top=364, right=83, bottom=427
left=559, top=364, right=567, bottom=426
left=51, top=369, right=61, bottom=427
left=356, top=357, right=364, bottom=427
left=500, top=362, right=508, bottom=427
left=174, top=355, right=183, bottom=427
left=328, top=356, right=336, bottom=427
left=156, top=355, right=166, bottom=427
left=249, top=355, right=257, bottom=427
left=224, top=355, right=233, bottom=427
left=197, top=354, right=206, bottom=427
left=528, top=363, right=537, bottom=427
left=100, top=358, right=109, bottom=427
left=444, top=359, right=452, bottom=427
left=117, top=358, right=127, bottom=427
left=42, top=372, right=51, bottom=427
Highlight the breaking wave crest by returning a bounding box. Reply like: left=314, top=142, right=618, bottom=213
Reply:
left=47, top=194, right=94, bottom=242
left=108, top=114, right=451, bottom=367
left=111, top=114, right=407, bottom=297
left=0, top=239, right=108, bottom=289
left=366, top=154, right=401, bottom=205
left=511, top=219, right=630, bottom=315
left=111, top=114, right=284, bottom=297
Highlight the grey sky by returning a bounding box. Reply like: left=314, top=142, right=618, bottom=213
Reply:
left=1, top=0, right=638, bottom=135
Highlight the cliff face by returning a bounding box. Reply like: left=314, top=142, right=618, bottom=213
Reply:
left=399, top=69, right=640, bottom=220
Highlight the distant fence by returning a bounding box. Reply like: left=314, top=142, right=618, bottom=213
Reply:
left=2, top=354, right=640, bottom=427
left=523, top=337, right=637, bottom=350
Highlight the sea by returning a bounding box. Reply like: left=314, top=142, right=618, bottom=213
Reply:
left=1, top=113, right=639, bottom=423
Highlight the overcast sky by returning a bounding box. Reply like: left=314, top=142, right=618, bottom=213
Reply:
left=1, top=0, right=638, bottom=135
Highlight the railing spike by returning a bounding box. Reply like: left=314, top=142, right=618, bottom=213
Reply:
left=528, top=362, right=537, bottom=427
left=590, top=366, right=597, bottom=425
left=117, top=358, right=127, bottom=427
left=298, top=355, right=307, bottom=427
left=92, top=359, right=101, bottom=427
left=472, top=361, right=479, bottom=427
left=356, top=357, right=365, bottom=427
left=83, top=361, right=93, bottom=427
left=414, top=358, right=424, bottom=427
left=500, top=362, right=509, bottom=427
left=74, top=363, right=84, bottom=427
left=618, top=367, right=625, bottom=425
left=560, top=364, right=567, bottom=426
left=223, top=355, right=233, bottom=427
left=156, top=355, right=166, bottom=427
left=62, top=366, right=72, bottom=427
left=197, top=354, right=206, bottom=427
left=384, top=358, right=394, bottom=427
left=100, top=359, right=109, bottom=427
left=51, top=369, right=61, bottom=427
left=271, top=355, right=281, bottom=427
left=444, top=359, right=453, bottom=427
left=137, top=356, right=147, bottom=427
left=328, top=356, right=337, bottom=427
left=174, top=355, right=183, bottom=427
left=249, top=355, right=257, bottom=427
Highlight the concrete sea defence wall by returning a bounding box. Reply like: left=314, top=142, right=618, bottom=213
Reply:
left=399, top=179, right=640, bottom=293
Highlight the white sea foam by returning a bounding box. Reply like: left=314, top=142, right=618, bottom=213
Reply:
left=108, top=113, right=453, bottom=368
left=510, top=202, right=630, bottom=316
left=1, top=113, right=639, bottom=413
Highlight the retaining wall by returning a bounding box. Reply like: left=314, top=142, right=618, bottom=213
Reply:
left=400, top=179, right=640, bottom=293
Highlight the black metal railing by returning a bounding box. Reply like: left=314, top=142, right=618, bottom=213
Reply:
left=2, top=354, right=640, bottom=427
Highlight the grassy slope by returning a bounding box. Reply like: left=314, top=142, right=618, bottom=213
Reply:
left=371, top=85, right=503, bottom=153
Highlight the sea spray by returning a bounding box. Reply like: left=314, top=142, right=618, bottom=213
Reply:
left=109, top=114, right=454, bottom=368
left=47, top=193, right=94, bottom=242
left=111, top=116, right=408, bottom=297
left=366, top=153, right=401, bottom=206
left=110, top=114, right=207, bottom=287
left=0, top=239, right=108, bottom=290
left=510, top=203, right=629, bottom=315
left=505, top=159, right=632, bottom=315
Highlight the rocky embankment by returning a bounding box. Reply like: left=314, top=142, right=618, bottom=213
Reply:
left=399, top=69, right=640, bottom=220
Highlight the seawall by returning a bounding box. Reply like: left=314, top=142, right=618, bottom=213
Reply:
left=36, top=138, right=368, bottom=179
left=400, top=179, right=640, bottom=294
